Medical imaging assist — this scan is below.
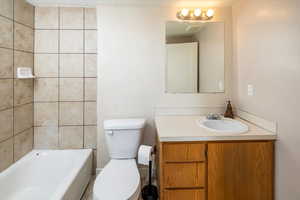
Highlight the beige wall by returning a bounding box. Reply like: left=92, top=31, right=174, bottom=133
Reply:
left=232, top=0, right=300, bottom=199
left=0, top=0, right=34, bottom=172
left=97, top=6, right=232, bottom=168
left=33, top=7, right=98, bottom=169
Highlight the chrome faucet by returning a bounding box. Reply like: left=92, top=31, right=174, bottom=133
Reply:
left=206, top=113, right=222, bottom=120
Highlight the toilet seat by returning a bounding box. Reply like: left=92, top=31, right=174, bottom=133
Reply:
left=93, top=159, right=141, bottom=200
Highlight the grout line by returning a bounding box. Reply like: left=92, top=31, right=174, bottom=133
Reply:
left=14, top=127, right=34, bottom=138
left=58, top=7, right=61, bottom=148
left=83, top=8, right=86, bottom=149
left=0, top=14, right=35, bottom=29
left=32, top=6, right=36, bottom=150
left=34, top=100, right=96, bottom=103
left=35, top=28, right=97, bottom=31
left=34, top=52, right=97, bottom=55
left=12, top=0, right=15, bottom=162
left=0, top=46, right=34, bottom=54
left=34, top=124, right=97, bottom=128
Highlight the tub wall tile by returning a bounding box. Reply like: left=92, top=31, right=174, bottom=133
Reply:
left=14, top=103, right=33, bottom=134
left=59, top=102, right=83, bottom=126
left=0, top=79, right=13, bottom=110
left=59, top=126, right=83, bottom=149
left=0, top=109, right=13, bottom=142
left=0, top=48, right=13, bottom=78
left=0, top=16, right=13, bottom=49
left=14, top=23, right=34, bottom=52
left=0, top=0, right=13, bottom=19
left=0, top=138, right=13, bottom=172
left=33, top=7, right=98, bottom=170
left=14, top=0, right=34, bottom=28
left=34, top=102, right=58, bottom=127
left=84, top=126, right=97, bottom=149
left=34, top=126, right=59, bottom=149
left=0, top=0, right=34, bottom=173
left=34, top=54, right=59, bottom=77
left=14, top=128, right=33, bottom=161
left=35, top=7, right=59, bottom=29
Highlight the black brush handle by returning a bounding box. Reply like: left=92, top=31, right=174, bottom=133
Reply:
left=149, top=160, right=152, bottom=186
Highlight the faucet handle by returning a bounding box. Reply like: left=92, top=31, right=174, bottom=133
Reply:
left=206, top=113, right=222, bottom=120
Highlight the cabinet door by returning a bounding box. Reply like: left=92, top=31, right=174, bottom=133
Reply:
left=207, top=142, right=274, bottom=200
left=164, top=189, right=205, bottom=200
left=163, top=163, right=205, bottom=188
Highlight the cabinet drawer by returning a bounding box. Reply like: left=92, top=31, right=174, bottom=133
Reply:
left=163, top=143, right=206, bottom=162
left=164, top=189, right=205, bottom=200
left=163, top=163, right=205, bottom=188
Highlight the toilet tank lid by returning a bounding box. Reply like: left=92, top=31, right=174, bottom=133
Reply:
left=104, top=119, right=146, bottom=130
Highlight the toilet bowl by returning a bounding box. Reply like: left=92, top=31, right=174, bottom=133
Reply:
left=93, top=159, right=140, bottom=200
left=93, top=119, right=146, bottom=200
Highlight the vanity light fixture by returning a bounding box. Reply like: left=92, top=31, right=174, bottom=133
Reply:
left=177, top=8, right=215, bottom=21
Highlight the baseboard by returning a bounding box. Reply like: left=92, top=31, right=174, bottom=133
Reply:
left=237, top=109, right=277, bottom=133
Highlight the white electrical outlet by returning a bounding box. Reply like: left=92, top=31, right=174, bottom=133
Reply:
left=247, top=84, right=254, bottom=96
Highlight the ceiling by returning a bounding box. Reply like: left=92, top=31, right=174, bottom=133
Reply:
left=27, top=0, right=236, bottom=7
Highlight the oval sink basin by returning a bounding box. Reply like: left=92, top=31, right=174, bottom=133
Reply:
left=197, top=118, right=249, bottom=134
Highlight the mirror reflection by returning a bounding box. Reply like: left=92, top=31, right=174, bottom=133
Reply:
left=165, top=21, right=225, bottom=93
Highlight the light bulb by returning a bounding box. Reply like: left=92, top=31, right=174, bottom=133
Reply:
left=206, top=9, right=214, bottom=17
left=194, top=8, right=202, bottom=17
left=181, top=8, right=189, bottom=17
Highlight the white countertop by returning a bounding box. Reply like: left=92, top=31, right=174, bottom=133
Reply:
left=155, top=115, right=277, bottom=142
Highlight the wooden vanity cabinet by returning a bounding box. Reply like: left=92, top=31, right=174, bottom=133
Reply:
left=157, top=141, right=274, bottom=200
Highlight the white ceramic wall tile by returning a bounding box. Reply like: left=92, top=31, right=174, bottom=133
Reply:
left=84, top=8, right=97, bottom=30
left=14, top=23, right=34, bottom=52
left=59, top=102, right=83, bottom=125
left=59, top=126, right=83, bottom=149
left=0, top=0, right=13, bottom=19
left=14, top=51, right=33, bottom=78
left=85, top=30, right=97, bottom=53
left=35, top=7, right=59, bottom=29
left=60, top=78, right=84, bottom=101
left=0, top=16, right=13, bottom=49
left=14, top=79, right=34, bottom=106
left=34, top=126, right=59, bottom=149
left=34, top=54, right=59, bottom=77
left=35, top=30, right=59, bottom=53
left=0, top=109, right=13, bottom=142
left=60, top=54, right=84, bottom=77
left=84, top=102, right=97, bottom=125
left=85, top=78, right=97, bottom=101
left=14, top=0, right=34, bottom=28
left=34, top=78, right=59, bottom=102
left=85, top=54, right=97, bottom=77
left=34, top=102, right=58, bottom=127
left=60, top=8, right=84, bottom=30
left=60, top=30, right=84, bottom=53
left=14, top=128, right=33, bottom=161
left=0, top=138, right=13, bottom=172
left=13, top=103, right=33, bottom=134
left=84, top=126, right=97, bottom=149
left=0, top=48, right=13, bottom=78
left=0, top=79, right=13, bottom=110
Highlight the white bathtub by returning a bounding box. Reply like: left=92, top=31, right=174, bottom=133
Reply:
left=0, top=149, right=93, bottom=200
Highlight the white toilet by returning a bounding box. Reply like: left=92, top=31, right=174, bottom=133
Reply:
left=93, top=119, right=146, bottom=200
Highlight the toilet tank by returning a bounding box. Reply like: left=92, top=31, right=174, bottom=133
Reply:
left=104, top=119, right=146, bottom=159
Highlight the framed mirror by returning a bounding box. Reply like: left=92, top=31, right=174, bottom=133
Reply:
left=165, top=21, right=225, bottom=93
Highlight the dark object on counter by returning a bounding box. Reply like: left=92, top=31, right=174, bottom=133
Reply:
left=224, top=100, right=234, bottom=118
left=142, top=160, right=158, bottom=200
